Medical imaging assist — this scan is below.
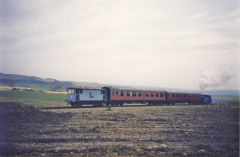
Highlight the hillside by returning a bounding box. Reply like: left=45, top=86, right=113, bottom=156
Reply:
left=0, top=72, right=102, bottom=91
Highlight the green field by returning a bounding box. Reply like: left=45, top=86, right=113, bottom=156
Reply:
left=0, top=89, right=66, bottom=108
left=212, top=96, right=239, bottom=104
left=212, top=95, right=239, bottom=101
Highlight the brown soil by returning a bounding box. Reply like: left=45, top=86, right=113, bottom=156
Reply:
left=0, top=102, right=239, bottom=157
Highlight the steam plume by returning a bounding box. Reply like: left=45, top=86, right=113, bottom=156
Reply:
left=199, top=66, right=236, bottom=90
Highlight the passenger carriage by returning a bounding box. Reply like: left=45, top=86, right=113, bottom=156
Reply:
left=103, top=86, right=167, bottom=106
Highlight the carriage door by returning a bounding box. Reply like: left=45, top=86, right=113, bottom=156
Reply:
left=102, top=89, right=107, bottom=102
left=75, top=89, right=80, bottom=102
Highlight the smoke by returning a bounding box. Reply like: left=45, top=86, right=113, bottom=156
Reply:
left=199, top=66, right=236, bottom=90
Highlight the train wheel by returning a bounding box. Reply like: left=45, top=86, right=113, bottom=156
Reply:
left=77, top=104, right=83, bottom=108
left=72, top=104, right=77, bottom=108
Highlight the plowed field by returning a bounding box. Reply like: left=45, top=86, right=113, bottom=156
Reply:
left=0, top=102, right=239, bottom=157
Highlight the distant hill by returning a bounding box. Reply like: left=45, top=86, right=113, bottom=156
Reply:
left=0, top=72, right=239, bottom=96
left=0, top=72, right=103, bottom=91
left=201, top=90, right=239, bottom=96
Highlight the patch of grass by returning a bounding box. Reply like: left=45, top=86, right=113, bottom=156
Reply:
left=0, top=90, right=66, bottom=108
left=212, top=95, right=239, bottom=101
left=212, top=96, right=239, bottom=104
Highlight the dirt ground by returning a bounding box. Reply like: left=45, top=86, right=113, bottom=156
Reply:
left=0, top=102, right=239, bottom=157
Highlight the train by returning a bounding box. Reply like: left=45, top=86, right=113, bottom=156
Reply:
left=66, top=86, right=211, bottom=107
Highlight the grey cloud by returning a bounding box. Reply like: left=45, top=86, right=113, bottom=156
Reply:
left=0, top=0, right=239, bottom=90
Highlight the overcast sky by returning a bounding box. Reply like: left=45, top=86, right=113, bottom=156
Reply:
left=0, top=0, right=239, bottom=90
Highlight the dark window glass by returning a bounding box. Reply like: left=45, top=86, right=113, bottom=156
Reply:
left=75, top=89, right=78, bottom=94
left=151, top=92, right=154, bottom=97
left=120, top=91, right=124, bottom=96
left=116, top=91, right=119, bottom=95
left=173, top=93, right=175, bottom=97
left=75, top=89, right=80, bottom=94
left=112, top=91, right=115, bottom=96
left=138, top=92, right=142, bottom=97
left=132, top=91, right=136, bottom=96
left=160, top=92, right=163, bottom=97
left=127, top=91, right=130, bottom=96
left=155, top=93, right=159, bottom=97
left=146, top=92, right=149, bottom=97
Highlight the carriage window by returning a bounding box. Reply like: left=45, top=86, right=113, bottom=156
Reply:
left=138, top=92, right=142, bottom=97
left=151, top=92, right=154, bottom=97
left=132, top=91, right=136, bottom=96
left=160, top=92, right=163, bottom=97
left=146, top=92, right=149, bottom=97
left=101, top=90, right=105, bottom=94
left=112, top=91, right=115, bottom=96
left=173, top=93, right=175, bottom=97
left=120, top=91, right=124, bottom=96
left=75, top=89, right=79, bottom=94
left=75, top=89, right=81, bottom=94
left=127, top=91, right=130, bottom=96
left=67, top=89, right=75, bottom=94
left=116, top=91, right=119, bottom=95
left=156, top=93, right=159, bottom=97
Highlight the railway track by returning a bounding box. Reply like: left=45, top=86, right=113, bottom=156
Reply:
left=40, top=104, right=156, bottom=110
